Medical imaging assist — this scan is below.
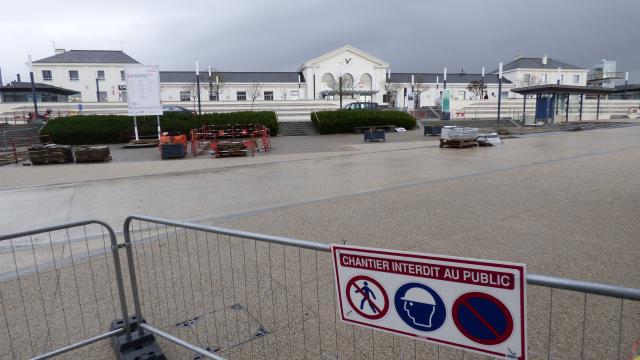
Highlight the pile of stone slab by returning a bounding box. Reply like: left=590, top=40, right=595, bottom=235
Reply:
left=74, top=146, right=112, bottom=163
left=28, top=144, right=73, bottom=165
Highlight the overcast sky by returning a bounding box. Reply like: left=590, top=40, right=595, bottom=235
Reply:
left=1, top=0, right=638, bottom=83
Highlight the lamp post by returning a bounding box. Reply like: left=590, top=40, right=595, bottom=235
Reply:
left=481, top=66, right=485, bottom=100
left=195, top=60, right=202, bottom=114
left=27, top=55, right=38, bottom=117
left=497, top=62, right=503, bottom=127
left=208, top=66, right=213, bottom=101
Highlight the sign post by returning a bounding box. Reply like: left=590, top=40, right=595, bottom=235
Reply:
left=124, top=65, right=163, bottom=140
left=332, top=245, right=527, bottom=359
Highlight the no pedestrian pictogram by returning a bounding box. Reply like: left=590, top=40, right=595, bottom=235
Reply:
left=345, top=275, right=389, bottom=320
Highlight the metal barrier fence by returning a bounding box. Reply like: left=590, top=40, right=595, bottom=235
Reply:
left=0, top=221, right=131, bottom=360
left=0, top=216, right=637, bottom=359
left=123, top=215, right=640, bottom=360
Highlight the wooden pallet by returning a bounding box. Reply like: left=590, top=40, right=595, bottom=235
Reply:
left=439, top=138, right=478, bottom=149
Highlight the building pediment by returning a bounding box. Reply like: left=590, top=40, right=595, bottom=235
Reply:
left=300, top=45, right=389, bottom=70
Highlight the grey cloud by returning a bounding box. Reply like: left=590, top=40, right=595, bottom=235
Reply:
left=1, top=0, right=638, bottom=83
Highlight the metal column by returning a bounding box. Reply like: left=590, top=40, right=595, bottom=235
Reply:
left=522, top=95, right=526, bottom=126
left=565, top=94, right=570, bottom=123
left=579, top=94, right=584, bottom=122
left=596, top=94, right=601, bottom=120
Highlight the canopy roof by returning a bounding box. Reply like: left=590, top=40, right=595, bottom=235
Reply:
left=511, top=84, right=616, bottom=95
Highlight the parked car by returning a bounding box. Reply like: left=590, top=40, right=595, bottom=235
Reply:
left=343, top=102, right=379, bottom=110
left=162, top=105, right=195, bottom=114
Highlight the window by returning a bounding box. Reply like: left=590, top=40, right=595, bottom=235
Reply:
left=121, top=70, right=126, bottom=81
left=96, top=70, right=105, bottom=80
left=383, top=94, right=389, bottom=103
left=290, top=90, right=299, bottom=100
left=574, top=75, right=580, bottom=84
left=321, top=73, right=334, bottom=90
left=69, top=70, right=79, bottom=81
left=209, top=92, right=218, bottom=101
left=180, top=91, right=191, bottom=101
left=264, top=91, right=274, bottom=101
left=97, top=92, right=108, bottom=102
left=541, top=74, right=548, bottom=83
left=236, top=91, right=246, bottom=101
left=360, top=73, right=372, bottom=90
left=523, top=74, right=531, bottom=83
left=42, top=70, right=52, bottom=81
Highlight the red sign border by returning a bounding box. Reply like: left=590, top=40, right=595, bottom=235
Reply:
left=332, top=245, right=526, bottom=360
left=345, top=275, right=389, bottom=320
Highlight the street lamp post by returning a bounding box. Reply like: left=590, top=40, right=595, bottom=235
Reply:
left=27, top=55, right=38, bottom=118
left=497, top=62, right=503, bottom=127
left=96, top=78, right=101, bottom=103
left=195, top=60, right=202, bottom=114
left=481, top=66, right=485, bottom=100
left=208, top=66, right=213, bottom=101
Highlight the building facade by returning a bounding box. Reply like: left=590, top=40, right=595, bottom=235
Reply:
left=32, top=49, right=139, bottom=103
left=496, top=55, right=588, bottom=88
left=28, top=46, right=604, bottom=108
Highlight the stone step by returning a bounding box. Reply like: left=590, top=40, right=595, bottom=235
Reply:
left=278, top=121, right=319, bottom=136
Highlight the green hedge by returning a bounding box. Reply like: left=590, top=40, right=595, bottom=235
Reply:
left=313, top=110, right=416, bottom=134
left=41, top=111, right=278, bottom=144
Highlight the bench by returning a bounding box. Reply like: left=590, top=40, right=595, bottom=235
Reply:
left=353, top=125, right=396, bottom=134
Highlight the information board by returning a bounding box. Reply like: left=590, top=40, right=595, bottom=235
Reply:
left=125, top=65, right=162, bottom=116
left=332, top=245, right=527, bottom=359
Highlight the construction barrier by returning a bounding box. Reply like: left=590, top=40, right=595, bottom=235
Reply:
left=0, top=216, right=638, bottom=359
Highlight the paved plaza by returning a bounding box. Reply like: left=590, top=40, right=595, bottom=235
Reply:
left=1, top=126, right=639, bottom=359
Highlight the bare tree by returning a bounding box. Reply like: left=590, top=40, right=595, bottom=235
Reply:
left=412, top=78, right=429, bottom=108
left=467, top=80, right=487, bottom=99
left=383, top=81, right=401, bottom=108
left=247, top=82, right=262, bottom=110
left=521, top=74, right=543, bottom=87
left=183, top=82, right=201, bottom=111
left=332, top=74, right=355, bottom=108
left=208, top=70, right=225, bottom=101
left=279, top=88, right=288, bottom=100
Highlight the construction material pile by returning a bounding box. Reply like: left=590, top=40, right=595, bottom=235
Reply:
left=439, top=126, right=480, bottom=149
left=215, top=141, right=247, bottom=157
left=74, top=146, right=112, bottom=163
left=28, top=144, right=73, bottom=165
left=440, top=126, right=479, bottom=141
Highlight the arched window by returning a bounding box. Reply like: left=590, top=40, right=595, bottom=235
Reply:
left=321, top=73, right=334, bottom=90
left=342, top=73, right=354, bottom=88
left=360, top=73, right=372, bottom=90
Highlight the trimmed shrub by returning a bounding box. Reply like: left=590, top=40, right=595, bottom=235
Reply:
left=314, top=110, right=416, bottom=134
left=41, top=111, right=278, bottom=144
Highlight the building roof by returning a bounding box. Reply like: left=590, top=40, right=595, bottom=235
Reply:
left=493, top=57, right=584, bottom=72
left=0, top=81, right=80, bottom=95
left=511, top=84, right=615, bottom=95
left=612, top=83, right=640, bottom=93
left=160, top=71, right=305, bottom=83
left=389, top=73, right=511, bottom=84
left=33, top=50, right=139, bottom=64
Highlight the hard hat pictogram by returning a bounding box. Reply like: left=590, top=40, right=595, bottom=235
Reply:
left=394, top=282, right=446, bottom=332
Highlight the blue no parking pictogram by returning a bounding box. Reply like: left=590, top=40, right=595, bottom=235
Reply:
left=452, top=292, right=514, bottom=345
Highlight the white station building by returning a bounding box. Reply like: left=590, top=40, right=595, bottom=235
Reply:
left=25, top=45, right=590, bottom=108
